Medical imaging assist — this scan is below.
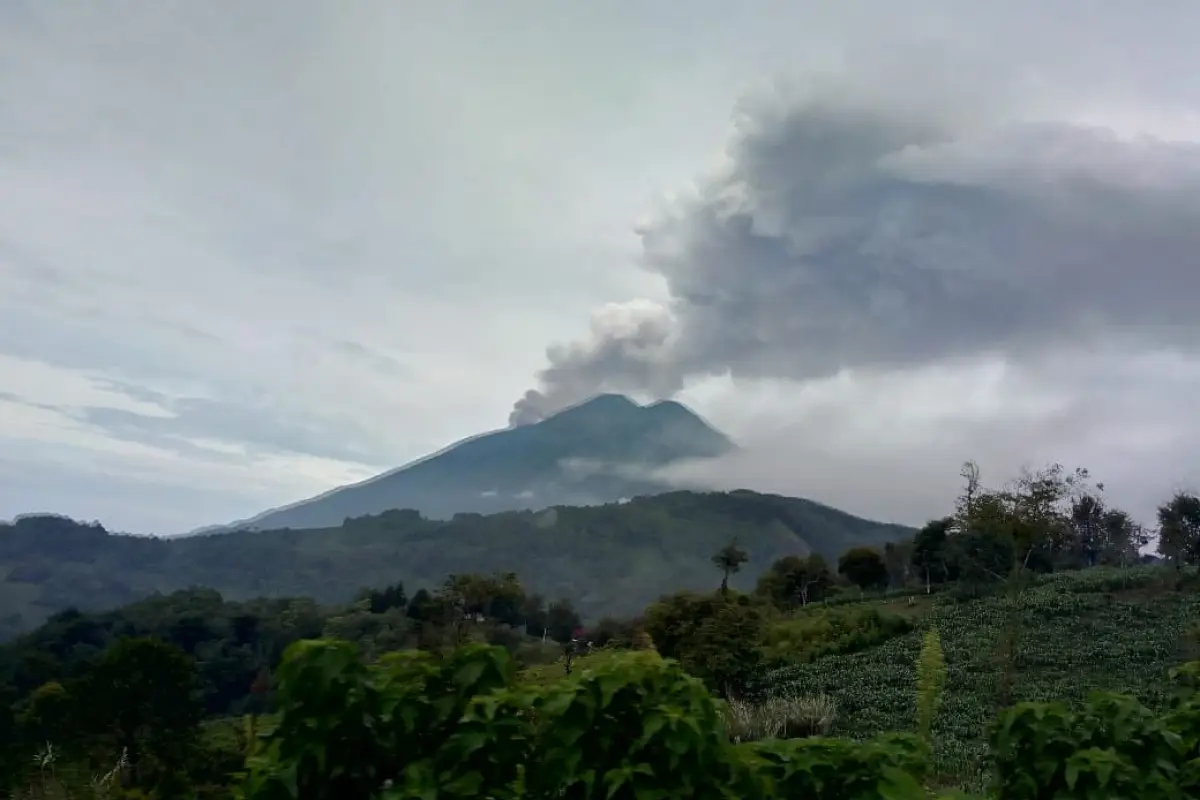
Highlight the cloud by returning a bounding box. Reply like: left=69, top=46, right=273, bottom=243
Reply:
left=656, top=348, right=1200, bottom=526
left=512, top=75, right=1200, bottom=424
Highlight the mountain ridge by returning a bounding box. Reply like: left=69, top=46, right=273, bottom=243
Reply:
left=0, top=488, right=915, bottom=640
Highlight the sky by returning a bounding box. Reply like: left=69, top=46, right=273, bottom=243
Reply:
left=3, top=1, right=1200, bottom=533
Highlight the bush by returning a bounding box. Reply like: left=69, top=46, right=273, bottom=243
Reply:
left=759, top=606, right=912, bottom=667
left=242, top=639, right=1200, bottom=799
left=643, top=590, right=767, bottom=695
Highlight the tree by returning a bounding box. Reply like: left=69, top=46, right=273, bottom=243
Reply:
left=911, top=517, right=952, bottom=593
left=439, top=572, right=526, bottom=626
left=954, top=462, right=1090, bottom=577
left=357, top=581, right=407, bottom=614
left=957, top=460, right=981, bottom=521
left=1157, top=491, right=1200, bottom=568
left=838, top=547, right=888, bottom=593
left=711, top=538, right=748, bottom=596
left=882, top=540, right=911, bottom=589
left=80, top=637, right=202, bottom=787
left=643, top=590, right=766, bottom=695
left=20, top=680, right=74, bottom=751
left=953, top=461, right=1092, bottom=711
left=1099, top=507, right=1148, bottom=574
left=1068, top=493, right=1107, bottom=568
left=521, top=593, right=549, bottom=639
left=946, top=528, right=1014, bottom=595
left=546, top=598, right=582, bottom=643
left=406, top=588, right=435, bottom=622
left=755, top=554, right=831, bottom=609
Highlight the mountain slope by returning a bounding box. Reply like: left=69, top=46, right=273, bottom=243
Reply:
left=0, top=490, right=914, bottom=639
left=222, top=394, right=735, bottom=531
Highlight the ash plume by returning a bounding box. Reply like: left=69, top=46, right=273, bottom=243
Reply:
left=511, top=73, right=1200, bottom=426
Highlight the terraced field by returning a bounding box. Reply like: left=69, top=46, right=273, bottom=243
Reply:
left=767, top=566, right=1200, bottom=790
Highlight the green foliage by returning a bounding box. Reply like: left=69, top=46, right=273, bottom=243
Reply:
left=1158, top=490, right=1200, bottom=566
left=838, top=546, right=890, bottom=591
left=915, top=628, right=946, bottom=748
left=82, top=637, right=203, bottom=786
left=643, top=590, right=767, bottom=695
left=244, top=640, right=524, bottom=799
left=739, top=733, right=929, bottom=799
left=990, top=687, right=1200, bottom=798
left=759, top=605, right=912, bottom=667
left=755, top=553, right=832, bottom=609
left=526, top=650, right=734, bottom=800
left=711, top=538, right=749, bottom=595
left=768, top=566, right=1200, bottom=789
left=912, top=518, right=952, bottom=590
left=243, top=637, right=1200, bottom=799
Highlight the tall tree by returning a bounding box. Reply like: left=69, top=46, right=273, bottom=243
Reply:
left=883, top=540, right=912, bottom=589
left=1099, top=507, right=1147, bottom=571
left=755, top=553, right=831, bottom=609
left=957, top=460, right=982, bottom=521
left=838, top=547, right=889, bottom=593
left=711, top=538, right=749, bottom=596
left=357, top=581, right=407, bottom=614
left=1157, top=491, right=1200, bottom=568
left=546, top=598, right=582, bottom=643
left=521, top=593, right=549, bottom=639
left=911, top=517, right=952, bottom=593
left=1069, top=493, right=1107, bottom=568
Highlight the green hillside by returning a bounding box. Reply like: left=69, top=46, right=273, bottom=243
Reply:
left=0, top=489, right=913, bottom=639
left=763, top=566, right=1200, bottom=790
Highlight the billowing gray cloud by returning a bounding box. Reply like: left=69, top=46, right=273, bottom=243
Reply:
left=511, top=81, right=1200, bottom=424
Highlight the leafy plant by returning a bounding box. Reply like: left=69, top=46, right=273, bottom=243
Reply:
left=916, top=627, right=947, bottom=748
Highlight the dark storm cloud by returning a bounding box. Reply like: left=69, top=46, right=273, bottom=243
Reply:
left=511, top=83, right=1200, bottom=425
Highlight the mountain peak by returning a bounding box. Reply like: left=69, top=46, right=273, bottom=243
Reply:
left=214, top=392, right=733, bottom=532
left=545, top=393, right=642, bottom=421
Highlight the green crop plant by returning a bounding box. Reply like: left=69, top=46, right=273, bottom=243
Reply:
left=916, top=627, right=947, bottom=750
left=239, top=635, right=1200, bottom=799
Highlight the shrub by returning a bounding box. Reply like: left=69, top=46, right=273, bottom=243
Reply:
left=759, top=605, right=912, bottom=667
left=643, top=590, right=767, bottom=695
left=243, top=639, right=1200, bottom=799
left=990, top=681, right=1200, bottom=799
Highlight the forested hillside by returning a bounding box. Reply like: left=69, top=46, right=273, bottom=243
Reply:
left=0, top=489, right=912, bottom=639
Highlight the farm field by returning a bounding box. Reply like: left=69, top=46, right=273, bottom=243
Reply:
left=767, top=566, right=1200, bottom=789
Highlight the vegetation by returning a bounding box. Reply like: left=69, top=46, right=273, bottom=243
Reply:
left=2, top=459, right=1200, bottom=796
left=185, top=642, right=1200, bottom=798
left=0, top=489, right=913, bottom=640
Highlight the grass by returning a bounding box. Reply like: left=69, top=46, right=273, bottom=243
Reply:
left=725, top=693, right=837, bottom=743
left=517, top=646, right=632, bottom=687
left=765, top=565, right=1200, bottom=791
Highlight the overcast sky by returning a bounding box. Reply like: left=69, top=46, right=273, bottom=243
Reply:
left=3, top=1, right=1200, bottom=533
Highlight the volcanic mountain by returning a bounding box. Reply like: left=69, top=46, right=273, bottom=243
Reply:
left=215, top=394, right=735, bottom=532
